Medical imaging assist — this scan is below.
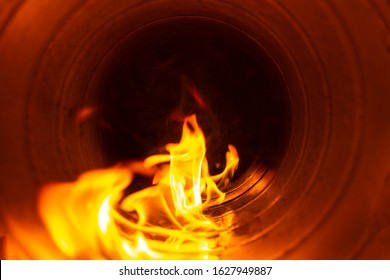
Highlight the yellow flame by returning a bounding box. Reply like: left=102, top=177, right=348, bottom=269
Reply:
left=35, top=114, right=238, bottom=259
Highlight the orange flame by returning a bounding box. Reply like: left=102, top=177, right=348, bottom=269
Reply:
left=37, top=115, right=238, bottom=259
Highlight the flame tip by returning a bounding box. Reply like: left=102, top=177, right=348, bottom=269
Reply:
left=35, top=113, right=238, bottom=259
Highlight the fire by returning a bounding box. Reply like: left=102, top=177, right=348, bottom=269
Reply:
left=37, top=115, right=239, bottom=259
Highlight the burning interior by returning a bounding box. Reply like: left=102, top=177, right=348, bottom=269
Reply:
left=0, top=0, right=389, bottom=260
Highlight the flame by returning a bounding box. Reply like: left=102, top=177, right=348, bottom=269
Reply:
left=37, top=114, right=238, bottom=259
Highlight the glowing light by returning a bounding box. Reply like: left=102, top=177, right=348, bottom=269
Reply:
left=35, top=114, right=239, bottom=259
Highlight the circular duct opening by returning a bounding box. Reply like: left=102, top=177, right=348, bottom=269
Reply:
left=1, top=0, right=389, bottom=260
left=82, top=18, right=291, bottom=193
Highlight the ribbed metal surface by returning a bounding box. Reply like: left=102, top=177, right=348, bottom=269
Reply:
left=0, top=0, right=389, bottom=259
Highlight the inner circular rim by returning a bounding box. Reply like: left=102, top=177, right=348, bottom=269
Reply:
left=81, top=17, right=292, bottom=198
